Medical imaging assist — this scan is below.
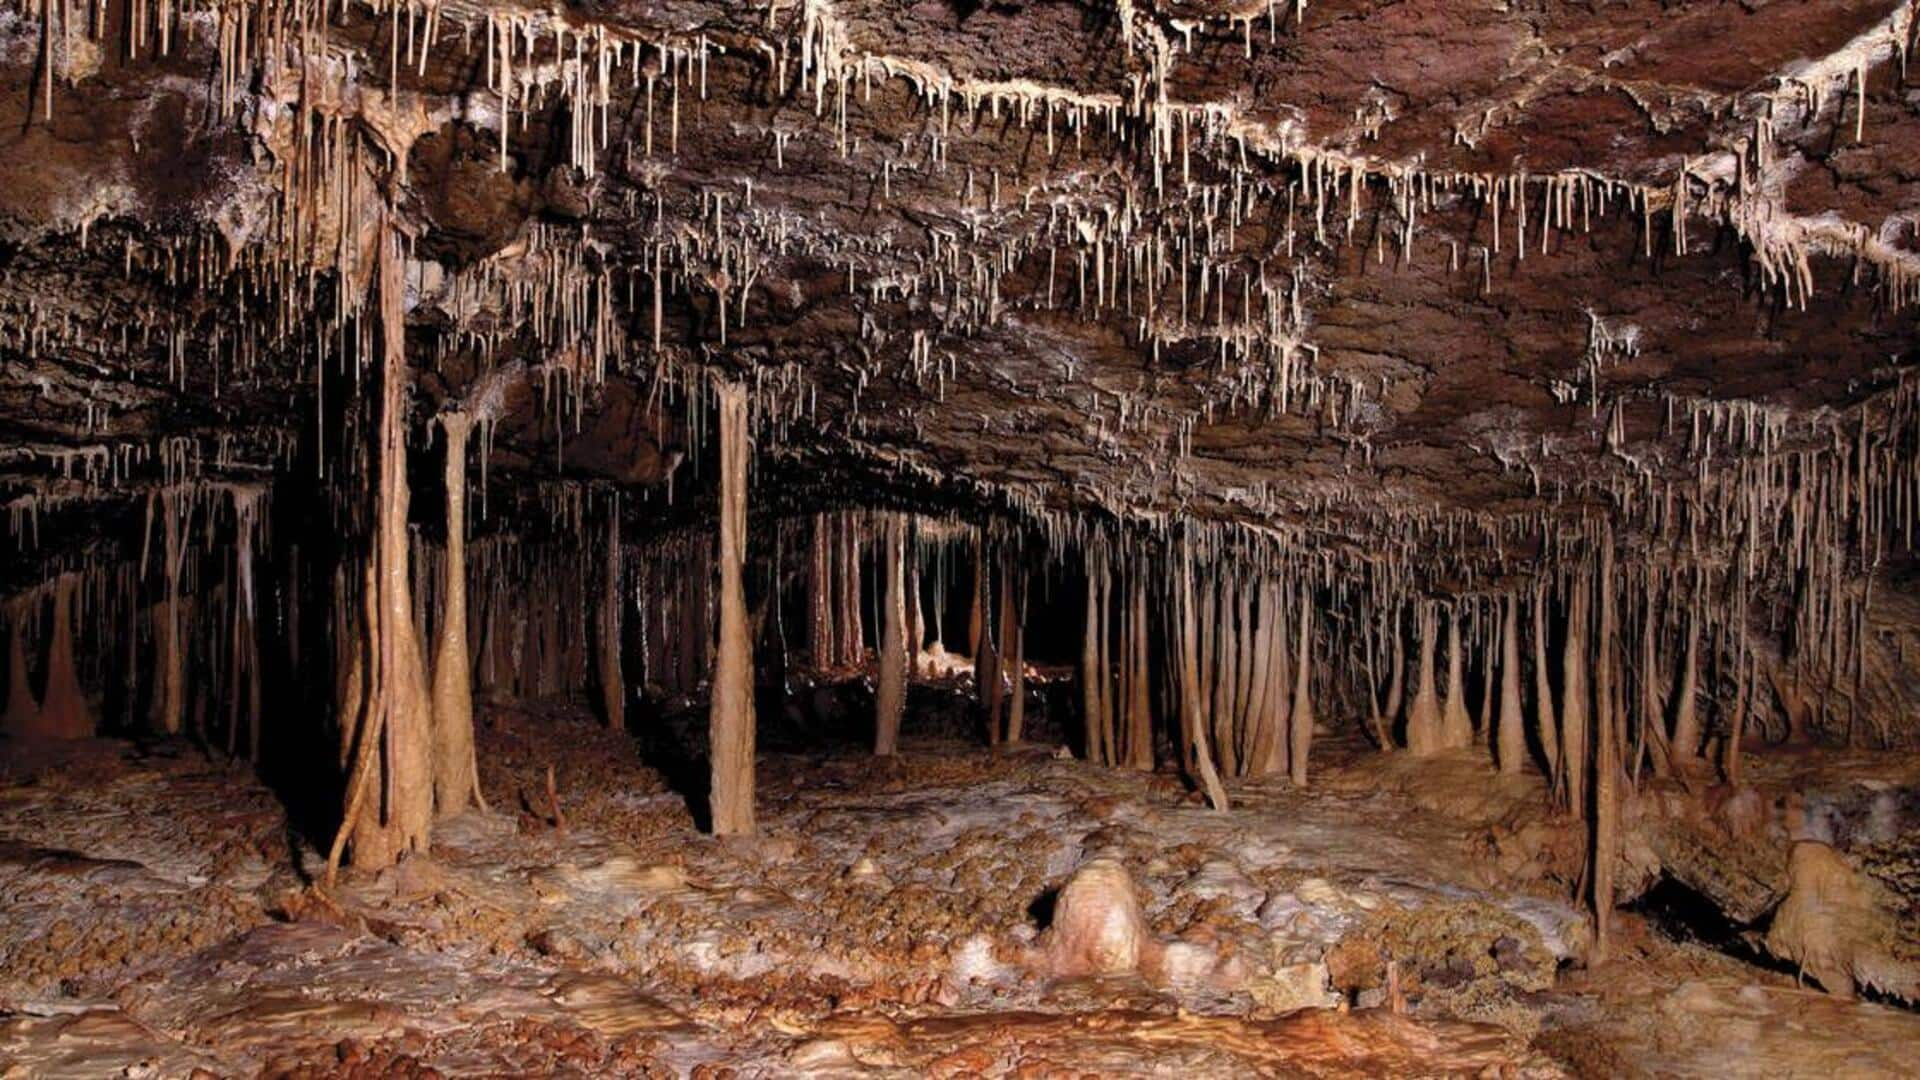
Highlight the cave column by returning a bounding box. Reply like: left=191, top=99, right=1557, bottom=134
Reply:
left=1003, top=555, right=1027, bottom=744
left=1496, top=593, right=1525, bottom=773
left=809, top=512, right=834, bottom=668
left=709, top=380, right=756, bottom=836
left=1082, top=547, right=1109, bottom=764
left=1559, top=575, right=1590, bottom=815
left=1592, top=535, right=1621, bottom=964
left=1533, top=582, right=1560, bottom=779
left=329, top=218, right=434, bottom=881
left=1175, top=544, right=1228, bottom=810
left=1287, top=583, right=1315, bottom=787
left=1670, top=607, right=1702, bottom=765
left=596, top=493, right=625, bottom=731
left=875, top=513, right=908, bottom=756
left=1124, top=563, right=1152, bottom=771
left=432, top=412, right=484, bottom=817
left=3, top=595, right=38, bottom=735
left=1441, top=604, right=1473, bottom=749
left=1405, top=604, right=1441, bottom=756
left=153, top=490, right=187, bottom=736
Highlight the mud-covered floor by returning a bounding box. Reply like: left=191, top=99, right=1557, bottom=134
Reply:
left=2, top=700, right=1916, bottom=1078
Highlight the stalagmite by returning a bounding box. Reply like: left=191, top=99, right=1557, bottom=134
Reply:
left=1495, top=593, right=1524, bottom=773
left=37, top=574, right=94, bottom=740
left=1670, top=608, right=1702, bottom=764
left=328, top=220, right=435, bottom=881
left=2, top=596, right=38, bottom=736
left=875, top=513, right=908, bottom=756
left=1405, top=604, right=1442, bottom=755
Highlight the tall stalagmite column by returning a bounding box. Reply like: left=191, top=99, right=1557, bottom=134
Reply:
left=875, top=513, right=908, bottom=756
left=1592, top=537, right=1620, bottom=963
left=39, top=575, right=92, bottom=740
left=809, top=514, right=834, bottom=668
left=1082, top=552, right=1106, bottom=764
left=432, top=412, right=482, bottom=817
left=597, top=497, right=625, bottom=731
left=1670, top=609, right=1702, bottom=764
left=330, top=220, right=435, bottom=880
left=1124, top=567, right=1153, bottom=771
left=1496, top=594, right=1525, bottom=773
left=709, top=381, right=757, bottom=835
left=1003, top=559, right=1028, bottom=744
left=1288, top=584, right=1315, bottom=786
left=1405, top=604, right=1442, bottom=755
left=3, top=596, right=38, bottom=735
left=1176, top=547, right=1229, bottom=810
left=153, top=491, right=187, bottom=735
left=1440, top=606, right=1473, bottom=749
left=1559, top=576, right=1590, bottom=815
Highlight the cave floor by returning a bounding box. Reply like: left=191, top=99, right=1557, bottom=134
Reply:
left=2, top=703, right=1915, bottom=1078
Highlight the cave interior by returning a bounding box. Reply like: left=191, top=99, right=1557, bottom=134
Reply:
left=2, top=0, right=1920, bottom=1074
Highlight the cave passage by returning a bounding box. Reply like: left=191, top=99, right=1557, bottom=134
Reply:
left=3, top=0, right=1920, bottom=1074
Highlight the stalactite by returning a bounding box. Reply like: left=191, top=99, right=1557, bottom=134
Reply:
left=709, top=379, right=756, bottom=836
left=875, top=512, right=908, bottom=756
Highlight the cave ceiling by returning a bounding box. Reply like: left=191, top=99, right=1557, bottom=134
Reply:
left=0, top=0, right=1916, bottom=585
